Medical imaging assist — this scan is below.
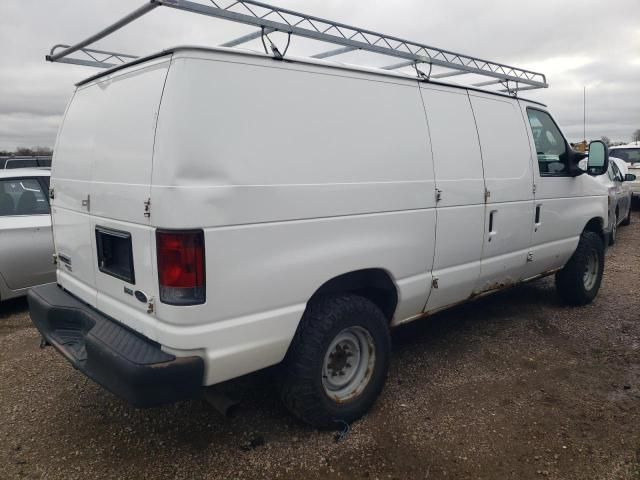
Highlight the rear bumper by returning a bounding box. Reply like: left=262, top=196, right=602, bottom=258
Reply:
left=28, top=283, right=204, bottom=407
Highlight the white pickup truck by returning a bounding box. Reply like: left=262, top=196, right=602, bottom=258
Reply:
left=29, top=1, right=611, bottom=427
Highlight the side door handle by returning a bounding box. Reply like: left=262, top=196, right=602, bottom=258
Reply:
left=488, top=209, right=497, bottom=242
left=534, top=204, right=542, bottom=231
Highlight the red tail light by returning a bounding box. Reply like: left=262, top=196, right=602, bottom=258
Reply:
left=156, top=230, right=205, bottom=305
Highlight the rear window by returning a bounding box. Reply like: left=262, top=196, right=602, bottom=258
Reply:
left=610, top=148, right=640, bottom=164
left=0, top=157, right=51, bottom=169
left=0, top=178, right=50, bottom=216
left=5, top=159, right=37, bottom=169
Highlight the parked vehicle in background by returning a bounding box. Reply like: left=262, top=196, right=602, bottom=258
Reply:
left=609, top=144, right=640, bottom=199
left=593, top=157, right=633, bottom=244
left=0, top=169, right=55, bottom=302
left=0, top=156, right=52, bottom=169
left=29, top=1, right=613, bottom=428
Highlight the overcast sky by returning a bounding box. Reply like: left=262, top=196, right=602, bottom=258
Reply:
left=1, top=0, right=639, bottom=150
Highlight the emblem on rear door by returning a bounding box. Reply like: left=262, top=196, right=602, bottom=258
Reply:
left=134, top=290, right=148, bottom=303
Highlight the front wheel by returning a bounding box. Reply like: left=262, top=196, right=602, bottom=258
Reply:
left=555, top=231, right=604, bottom=305
left=621, top=206, right=631, bottom=226
left=609, top=213, right=617, bottom=246
left=279, top=294, right=391, bottom=428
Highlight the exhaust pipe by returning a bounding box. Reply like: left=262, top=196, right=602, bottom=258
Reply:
left=203, top=388, right=241, bottom=417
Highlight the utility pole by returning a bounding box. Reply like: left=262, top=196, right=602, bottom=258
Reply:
left=583, top=86, right=586, bottom=145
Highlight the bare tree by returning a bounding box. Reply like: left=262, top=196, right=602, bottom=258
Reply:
left=14, top=146, right=53, bottom=156
left=633, top=129, right=640, bottom=144
left=600, top=136, right=611, bottom=146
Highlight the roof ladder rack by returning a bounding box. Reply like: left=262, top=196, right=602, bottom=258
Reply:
left=46, top=0, right=548, bottom=93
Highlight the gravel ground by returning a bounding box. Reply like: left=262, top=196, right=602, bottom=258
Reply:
left=1, top=211, right=639, bottom=480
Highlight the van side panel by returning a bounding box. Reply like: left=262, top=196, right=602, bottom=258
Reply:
left=151, top=53, right=437, bottom=384
left=151, top=55, right=435, bottom=226
left=163, top=211, right=434, bottom=384
left=468, top=92, right=535, bottom=292
left=419, top=85, right=485, bottom=313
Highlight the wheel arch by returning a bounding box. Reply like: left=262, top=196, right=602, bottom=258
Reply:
left=308, top=268, right=399, bottom=322
left=583, top=216, right=606, bottom=244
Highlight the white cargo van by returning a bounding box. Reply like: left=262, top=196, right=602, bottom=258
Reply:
left=30, top=0, right=611, bottom=427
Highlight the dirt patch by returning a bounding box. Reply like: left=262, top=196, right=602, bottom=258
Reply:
left=1, top=212, right=639, bottom=479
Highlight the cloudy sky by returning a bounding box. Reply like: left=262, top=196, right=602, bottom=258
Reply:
left=1, top=0, right=639, bottom=150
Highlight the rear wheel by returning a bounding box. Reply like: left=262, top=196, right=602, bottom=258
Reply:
left=279, top=294, right=391, bottom=428
left=555, top=231, right=604, bottom=305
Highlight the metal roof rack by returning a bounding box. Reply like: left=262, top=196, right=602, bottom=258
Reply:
left=46, top=0, right=548, bottom=94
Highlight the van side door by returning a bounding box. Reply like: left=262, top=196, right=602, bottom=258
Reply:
left=419, top=85, right=486, bottom=313
left=468, top=92, right=535, bottom=293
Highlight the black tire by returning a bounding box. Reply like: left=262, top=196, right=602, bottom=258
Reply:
left=621, top=206, right=631, bottom=226
left=609, top=215, right=617, bottom=246
left=555, top=231, right=604, bottom=306
left=279, top=294, right=391, bottom=428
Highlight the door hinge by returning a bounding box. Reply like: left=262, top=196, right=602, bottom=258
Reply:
left=532, top=184, right=537, bottom=195
left=52, top=253, right=58, bottom=265
left=435, top=188, right=443, bottom=202
left=484, top=188, right=491, bottom=202
left=431, top=277, right=439, bottom=289
left=144, top=198, right=151, bottom=218
left=81, top=194, right=90, bottom=211
left=526, top=252, right=534, bottom=262
left=49, top=187, right=55, bottom=200
left=146, top=297, right=155, bottom=314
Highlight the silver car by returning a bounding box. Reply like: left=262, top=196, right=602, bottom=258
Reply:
left=0, top=169, right=55, bottom=301
left=595, top=158, right=633, bottom=245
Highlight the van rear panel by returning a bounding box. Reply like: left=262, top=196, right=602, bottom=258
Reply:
left=51, top=58, right=170, bottom=336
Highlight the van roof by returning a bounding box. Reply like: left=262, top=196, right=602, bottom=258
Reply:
left=76, top=45, right=547, bottom=107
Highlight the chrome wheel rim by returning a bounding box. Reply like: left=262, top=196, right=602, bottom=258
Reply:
left=322, top=326, right=375, bottom=402
left=583, top=249, right=599, bottom=291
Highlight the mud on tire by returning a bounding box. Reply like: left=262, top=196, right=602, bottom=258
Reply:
left=555, top=231, right=604, bottom=306
left=279, top=294, right=391, bottom=428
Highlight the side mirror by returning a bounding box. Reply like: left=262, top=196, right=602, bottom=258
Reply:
left=625, top=173, right=637, bottom=182
left=585, top=140, right=609, bottom=176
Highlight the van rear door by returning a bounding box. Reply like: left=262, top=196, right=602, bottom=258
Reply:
left=52, top=58, right=170, bottom=328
